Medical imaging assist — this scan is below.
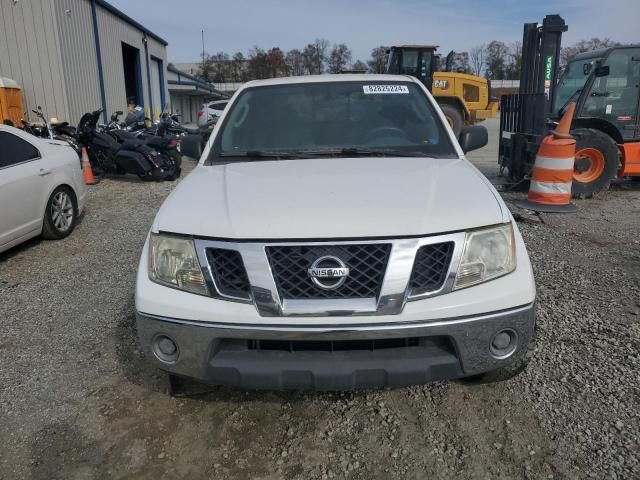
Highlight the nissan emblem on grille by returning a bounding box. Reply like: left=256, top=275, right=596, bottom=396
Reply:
left=307, top=256, right=350, bottom=290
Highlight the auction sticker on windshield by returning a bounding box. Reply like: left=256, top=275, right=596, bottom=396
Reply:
left=363, top=85, right=410, bottom=94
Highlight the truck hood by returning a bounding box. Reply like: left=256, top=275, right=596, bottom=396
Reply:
left=153, top=157, right=505, bottom=239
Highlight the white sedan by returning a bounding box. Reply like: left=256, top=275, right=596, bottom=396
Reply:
left=0, top=125, right=87, bottom=254
left=196, top=99, right=228, bottom=127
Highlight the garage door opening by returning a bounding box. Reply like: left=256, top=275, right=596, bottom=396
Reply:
left=122, top=43, right=143, bottom=107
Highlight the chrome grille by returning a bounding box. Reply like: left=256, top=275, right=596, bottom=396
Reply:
left=206, top=248, right=251, bottom=299
left=266, top=244, right=391, bottom=299
left=409, top=242, right=454, bottom=294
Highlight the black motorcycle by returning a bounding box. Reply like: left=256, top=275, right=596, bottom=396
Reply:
left=76, top=109, right=180, bottom=181
left=105, top=109, right=183, bottom=171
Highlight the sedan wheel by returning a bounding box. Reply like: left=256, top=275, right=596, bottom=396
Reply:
left=51, top=191, right=74, bottom=232
left=43, top=187, right=77, bottom=240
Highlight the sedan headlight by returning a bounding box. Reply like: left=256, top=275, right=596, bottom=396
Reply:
left=454, top=223, right=516, bottom=290
left=148, top=233, right=209, bottom=295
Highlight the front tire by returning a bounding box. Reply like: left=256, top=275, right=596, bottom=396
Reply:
left=42, top=186, right=77, bottom=240
left=571, top=128, right=619, bottom=198
left=439, top=104, right=464, bottom=136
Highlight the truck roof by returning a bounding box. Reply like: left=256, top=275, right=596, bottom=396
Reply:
left=389, top=45, right=440, bottom=50
left=571, top=44, right=640, bottom=61
left=243, top=74, right=420, bottom=88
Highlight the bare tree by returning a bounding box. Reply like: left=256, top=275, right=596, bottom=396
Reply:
left=302, top=38, right=329, bottom=74
left=267, top=47, right=288, bottom=77
left=230, top=52, right=247, bottom=82
left=560, top=38, right=621, bottom=66
left=197, top=53, right=215, bottom=83
left=505, top=41, right=522, bottom=80
left=285, top=49, right=305, bottom=76
left=351, top=60, right=368, bottom=71
left=447, top=51, right=470, bottom=73
left=247, top=47, right=270, bottom=79
left=328, top=43, right=352, bottom=73
left=367, top=46, right=388, bottom=73
left=470, top=44, right=485, bottom=77
left=485, top=40, right=509, bottom=79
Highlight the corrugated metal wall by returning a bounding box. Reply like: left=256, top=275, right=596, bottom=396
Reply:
left=169, top=94, right=209, bottom=124
left=54, top=0, right=102, bottom=124
left=95, top=6, right=168, bottom=120
left=1, top=0, right=168, bottom=124
left=0, top=0, right=69, bottom=122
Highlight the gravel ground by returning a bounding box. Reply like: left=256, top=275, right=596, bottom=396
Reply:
left=1, top=130, right=639, bottom=479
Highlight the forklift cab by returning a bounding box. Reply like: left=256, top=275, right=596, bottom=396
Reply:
left=554, top=46, right=640, bottom=140
left=386, top=45, right=440, bottom=91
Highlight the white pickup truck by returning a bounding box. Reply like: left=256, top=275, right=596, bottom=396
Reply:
left=135, top=74, right=536, bottom=391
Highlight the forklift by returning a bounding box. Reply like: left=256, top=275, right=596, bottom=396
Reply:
left=500, top=15, right=640, bottom=197
left=386, top=45, right=499, bottom=135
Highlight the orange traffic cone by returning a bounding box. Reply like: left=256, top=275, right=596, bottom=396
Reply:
left=81, top=147, right=98, bottom=185
left=517, top=102, right=577, bottom=213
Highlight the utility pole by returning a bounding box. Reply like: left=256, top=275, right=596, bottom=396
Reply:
left=201, top=29, right=205, bottom=71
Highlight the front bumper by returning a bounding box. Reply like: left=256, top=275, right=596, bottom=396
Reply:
left=136, top=303, right=535, bottom=390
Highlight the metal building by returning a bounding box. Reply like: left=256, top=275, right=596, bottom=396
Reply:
left=0, top=0, right=168, bottom=124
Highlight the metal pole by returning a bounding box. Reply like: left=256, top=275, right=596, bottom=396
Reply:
left=202, top=29, right=205, bottom=72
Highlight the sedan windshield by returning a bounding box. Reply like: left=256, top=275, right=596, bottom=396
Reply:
left=210, top=81, right=456, bottom=161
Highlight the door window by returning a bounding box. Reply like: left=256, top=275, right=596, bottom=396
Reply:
left=583, top=48, right=640, bottom=138
left=401, top=51, right=419, bottom=76
left=0, top=131, right=40, bottom=169
left=463, top=84, right=480, bottom=102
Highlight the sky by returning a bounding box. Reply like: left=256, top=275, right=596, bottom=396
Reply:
left=109, top=0, right=639, bottom=63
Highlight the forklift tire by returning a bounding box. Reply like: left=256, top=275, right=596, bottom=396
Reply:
left=571, top=128, right=619, bottom=198
left=440, top=104, right=463, bottom=137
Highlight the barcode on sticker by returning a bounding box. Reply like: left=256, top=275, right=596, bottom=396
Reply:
left=363, top=85, right=409, bottom=94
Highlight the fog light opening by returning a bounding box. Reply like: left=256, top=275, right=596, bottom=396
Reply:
left=490, top=329, right=517, bottom=359
left=152, top=334, right=179, bottom=364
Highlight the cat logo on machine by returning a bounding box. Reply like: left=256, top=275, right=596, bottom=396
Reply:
left=434, top=79, right=449, bottom=89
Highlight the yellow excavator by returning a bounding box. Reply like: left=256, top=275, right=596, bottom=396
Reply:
left=386, top=45, right=499, bottom=135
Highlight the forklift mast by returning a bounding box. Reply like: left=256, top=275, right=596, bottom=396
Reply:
left=499, top=15, right=567, bottom=180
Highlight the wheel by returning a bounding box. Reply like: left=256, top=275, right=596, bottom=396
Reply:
left=42, top=186, right=77, bottom=240
left=571, top=128, right=619, bottom=198
left=439, top=104, right=464, bottom=136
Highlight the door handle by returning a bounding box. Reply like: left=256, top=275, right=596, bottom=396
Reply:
left=38, top=168, right=51, bottom=176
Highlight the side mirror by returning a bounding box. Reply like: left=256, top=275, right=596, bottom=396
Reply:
left=180, top=133, right=203, bottom=159
left=595, top=65, right=610, bottom=77
left=458, top=125, right=488, bottom=154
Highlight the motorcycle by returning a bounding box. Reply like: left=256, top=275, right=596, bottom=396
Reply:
left=20, top=105, right=81, bottom=155
left=104, top=109, right=182, bottom=171
left=76, top=109, right=180, bottom=181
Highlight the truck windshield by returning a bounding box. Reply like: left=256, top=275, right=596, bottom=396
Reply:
left=552, top=55, right=602, bottom=113
left=211, top=81, right=457, bottom=162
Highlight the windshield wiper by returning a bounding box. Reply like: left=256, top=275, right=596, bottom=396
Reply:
left=219, top=150, right=313, bottom=159
left=300, top=147, right=429, bottom=157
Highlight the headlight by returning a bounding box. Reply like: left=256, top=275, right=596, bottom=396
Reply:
left=454, top=223, right=516, bottom=290
left=148, top=233, right=209, bottom=295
